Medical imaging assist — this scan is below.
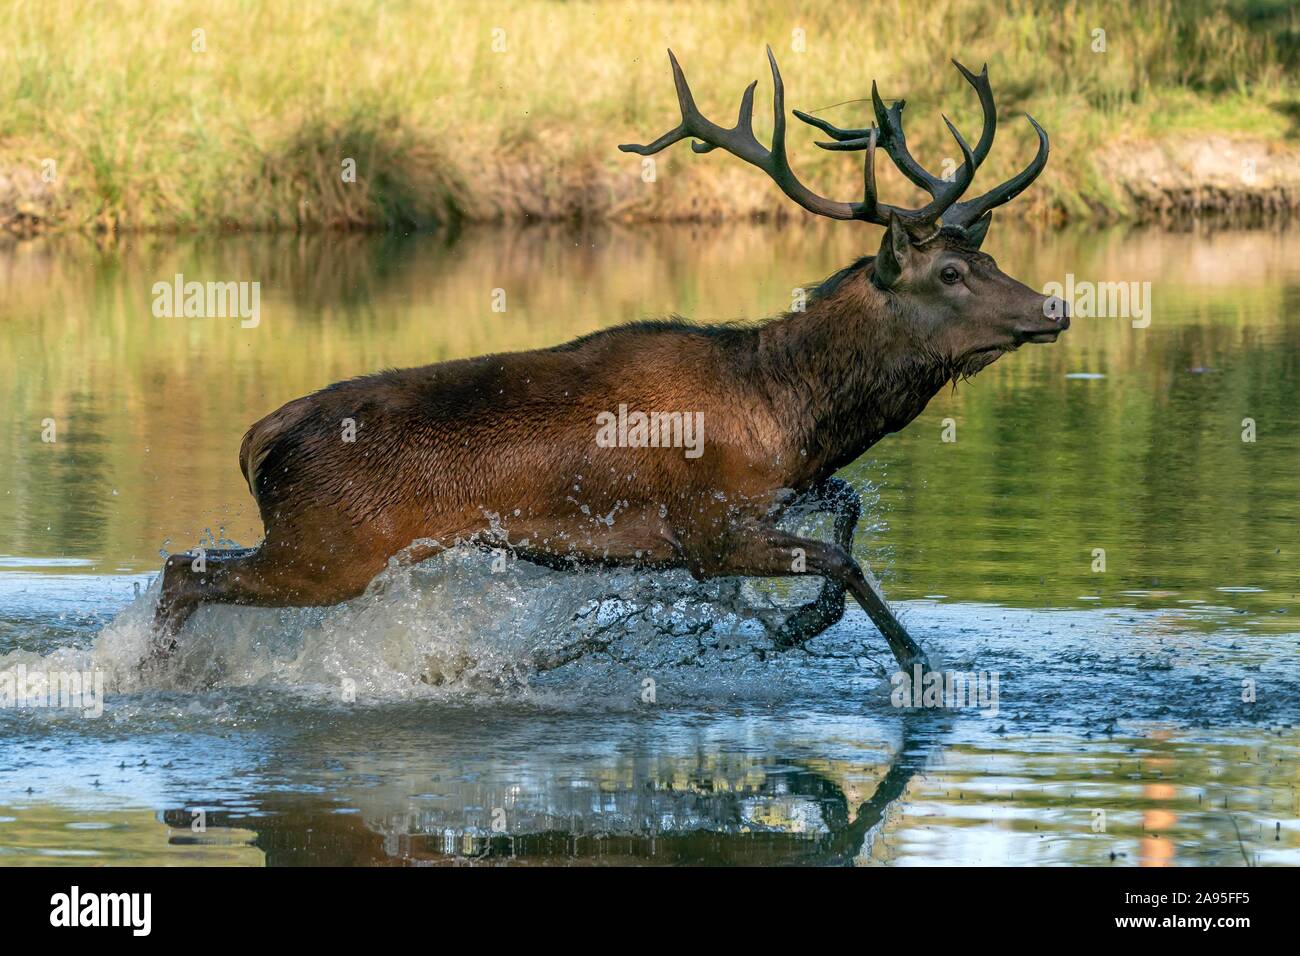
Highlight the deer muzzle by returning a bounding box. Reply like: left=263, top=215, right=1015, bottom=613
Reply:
left=1018, top=295, right=1070, bottom=343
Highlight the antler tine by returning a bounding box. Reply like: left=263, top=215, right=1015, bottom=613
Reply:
left=689, top=79, right=757, bottom=155
left=619, top=50, right=762, bottom=162
left=620, top=49, right=1007, bottom=229
left=875, top=62, right=999, bottom=205
left=800, top=61, right=999, bottom=212
left=871, top=81, right=948, bottom=196
left=620, top=48, right=861, bottom=221
left=943, top=115, right=1049, bottom=226
left=913, top=115, right=977, bottom=224
left=950, top=60, right=997, bottom=165
left=872, top=60, right=1051, bottom=229
left=860, top=131, right=884, bottom=221
left=765, top=46, right=790, bottom=171
left=855, top=115, right=976, bottom=230
left=791, top=108, right=876, bottom=151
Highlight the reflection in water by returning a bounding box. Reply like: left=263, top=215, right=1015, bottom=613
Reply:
left=3, top=714, right=1295, bottom=866
left=0, top=223, right=1297, bottom=865
left=153, top=735, right=929, bottom=867
left=1, top=727, right=931, bottom=866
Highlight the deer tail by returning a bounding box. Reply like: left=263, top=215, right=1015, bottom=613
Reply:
left=239, top=399, right=314, bottom=508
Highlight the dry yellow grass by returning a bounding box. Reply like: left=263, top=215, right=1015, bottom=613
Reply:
left=1, top=0, right=1296, bottom=231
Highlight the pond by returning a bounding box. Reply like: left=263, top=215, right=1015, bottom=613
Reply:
left=0, top=222, right=1296, bottom=865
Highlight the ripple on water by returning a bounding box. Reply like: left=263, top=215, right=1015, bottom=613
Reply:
left=0, top=548, right=1296, bottom=865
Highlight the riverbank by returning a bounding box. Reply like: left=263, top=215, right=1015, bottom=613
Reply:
left=4, top=0, right=1298, bottom=235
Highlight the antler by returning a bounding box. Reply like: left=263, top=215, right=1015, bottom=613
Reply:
left=795, top=60, right=1048, bottom=229
left=620, top=47, right=977, bottom=230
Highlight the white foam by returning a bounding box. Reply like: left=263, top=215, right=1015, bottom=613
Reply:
left=1, top=544, right=790, bottom=705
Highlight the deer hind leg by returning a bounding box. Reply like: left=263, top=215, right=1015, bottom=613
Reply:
left=154, top=548, right=257, bottom=642
left=699, top=523, right=927, bottom=671
left=771, top=477, right=860, bottom=648
left=150, top=544, right=385, bottom=658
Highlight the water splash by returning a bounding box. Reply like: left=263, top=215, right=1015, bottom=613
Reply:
left=0, top=543, right=817, bottom=706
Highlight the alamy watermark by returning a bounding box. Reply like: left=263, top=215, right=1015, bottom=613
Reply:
left=151, top=273, right=260, bottom=328
left=1, top=665, right=104, bottom=718
left=50, top=886, right=150, bottom=936
left=595, top=404, right=704, bottom=459
left=891, top=665, right=1000, bottom=717
left=1042, top=273, right=1151, bottom=328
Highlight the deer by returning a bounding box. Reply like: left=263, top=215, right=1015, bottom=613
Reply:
left=152, top=48, right=1068, bottom=674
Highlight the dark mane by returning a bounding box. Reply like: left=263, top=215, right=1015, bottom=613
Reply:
left=805, top=255, right=875, bottom=306
left=551, top=259, right=880, bottom=352
left=548, top=316, right=756, bottom=352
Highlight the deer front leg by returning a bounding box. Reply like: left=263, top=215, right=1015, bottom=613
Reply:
left=695, top=524, right=927, bottom=671
left=772, top=477, right=859, bottom=648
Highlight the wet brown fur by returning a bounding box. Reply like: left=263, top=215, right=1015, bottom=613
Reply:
left=155, top=230, right=1066, bottom=667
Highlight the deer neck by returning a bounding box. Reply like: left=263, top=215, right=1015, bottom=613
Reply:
left=755, top=275, right=952, bottom=486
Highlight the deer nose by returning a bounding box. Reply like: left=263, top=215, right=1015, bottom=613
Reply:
left=1043, top=296, right=1070, bottom=329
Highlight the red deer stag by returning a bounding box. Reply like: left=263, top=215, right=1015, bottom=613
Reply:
left=154, top=49, right=1067, bottom=672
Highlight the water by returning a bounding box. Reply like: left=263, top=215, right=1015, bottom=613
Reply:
left=0, top=223, right=1297, bottom=866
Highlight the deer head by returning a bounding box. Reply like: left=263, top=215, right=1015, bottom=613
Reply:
left=621, top=49, right=1069, bottom=370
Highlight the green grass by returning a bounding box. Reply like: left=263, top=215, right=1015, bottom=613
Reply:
left=2, top=0, right=1297, bottom=231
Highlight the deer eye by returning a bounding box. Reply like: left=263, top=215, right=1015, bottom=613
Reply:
left=940, top=266, right=962, bottom=284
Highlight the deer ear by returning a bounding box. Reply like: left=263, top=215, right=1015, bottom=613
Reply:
left=963, top=212, right=993, bottom=250
left=873, top=214, right=912, bottom=289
